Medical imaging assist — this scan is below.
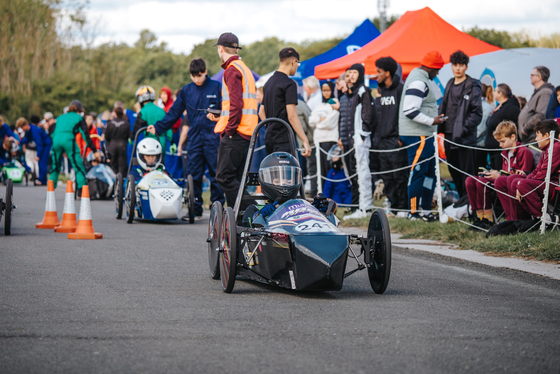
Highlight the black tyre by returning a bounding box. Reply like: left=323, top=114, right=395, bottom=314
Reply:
left=187, top=174, right=195, bottom=224
left=126, top=174, right=136, bottom=224
left=208, top=201, right=223, bottom=279
left=25, top=172, right=28, bottom=186
left=219, top=207, right=237, bottom=293
left=4, top=179, right=13, bottom=235
left=366, top=208, right=391, bottom=294
left=115, top=173, right=124, bottom=219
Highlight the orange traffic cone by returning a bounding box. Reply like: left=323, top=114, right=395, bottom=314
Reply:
left=55, top=181, right=78, bottom=233
left=36, top=180, right=60, bottom=229
left=68, top=185, right=103, bottom=240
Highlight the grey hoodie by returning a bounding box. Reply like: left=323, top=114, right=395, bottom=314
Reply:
left=519, top=82, right=554, bottom=143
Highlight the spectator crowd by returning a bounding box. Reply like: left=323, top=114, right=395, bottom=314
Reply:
left=1, top=37, right=559, bottom=232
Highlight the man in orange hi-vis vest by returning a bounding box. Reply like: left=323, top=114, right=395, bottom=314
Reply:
left=207, top=33, right=258, bottom=207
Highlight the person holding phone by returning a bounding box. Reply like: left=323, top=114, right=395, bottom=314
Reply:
left=438, top=50, right=483, bottom=197
left=207, top=32, right=258, bottom=208
left=466, top=121, right=533, bottom=228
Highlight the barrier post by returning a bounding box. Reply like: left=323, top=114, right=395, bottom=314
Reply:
left=539, top=130, right=555, bottom=234
left=433, top=132, right=444, bottom=223
left=315, top=142, right=322, bottom=194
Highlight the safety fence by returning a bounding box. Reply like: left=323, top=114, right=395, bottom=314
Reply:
left=298, top=130, right=557, bottom=235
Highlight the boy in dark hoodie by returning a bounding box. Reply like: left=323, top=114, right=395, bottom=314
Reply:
left=339, top=63, right=376, bottom=220
left=375, top=57, right=408, bottom=216
left=438, top=50, right=483, bottom=197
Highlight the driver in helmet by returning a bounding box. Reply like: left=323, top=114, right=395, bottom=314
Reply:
left=129, top=138, right=165, bottom=181
left=243, top=152, right=334, bottom=227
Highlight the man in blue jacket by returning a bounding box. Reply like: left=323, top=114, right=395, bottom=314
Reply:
left=17, top=116, right=52, bottom=185
left=148, top=58, right=225, bottom=220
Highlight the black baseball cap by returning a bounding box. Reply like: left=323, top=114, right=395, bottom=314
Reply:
left=213, top=32, right=242, bottom=49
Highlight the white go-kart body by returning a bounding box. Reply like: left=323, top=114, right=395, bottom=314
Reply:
left=136, top=170, right=183, bottom=220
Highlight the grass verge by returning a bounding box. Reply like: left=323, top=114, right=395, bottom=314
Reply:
left=340, top=214, right=560, bottom=263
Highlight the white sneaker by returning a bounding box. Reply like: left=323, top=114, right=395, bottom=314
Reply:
left=396, top=211, right=408, bottom=218
left=343, top=209, right=368, bottom=221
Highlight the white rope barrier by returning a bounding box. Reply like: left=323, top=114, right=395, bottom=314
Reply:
left=369, top=135, right=435, bottom=153
left=439, top=158, right=543, bottom=200
left=441, top=136, right=542, bottom=152
left=540, top=131, right=555, bottom=234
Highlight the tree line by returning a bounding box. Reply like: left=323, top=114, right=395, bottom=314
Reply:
left=1, top=1, right=558, bottom=124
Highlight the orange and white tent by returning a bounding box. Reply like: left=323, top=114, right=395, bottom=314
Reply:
left=314, top=7, right=501, bottom=80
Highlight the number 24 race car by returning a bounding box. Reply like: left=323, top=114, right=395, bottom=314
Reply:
left=207, top=118, right=392, bottom=294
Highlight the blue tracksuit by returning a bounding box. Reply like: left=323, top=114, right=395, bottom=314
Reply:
left=154, top=77, right=224, bottom=216
left=0, top=147, right=10, bottom=166
left=323, top=167, right=352, bottom=205
left=20, top=124, right=52, bottom=184
left=0, top=124, right=16, bottom=140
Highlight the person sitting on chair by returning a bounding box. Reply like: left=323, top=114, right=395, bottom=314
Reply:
left=466, top=120, right=533, bottom=228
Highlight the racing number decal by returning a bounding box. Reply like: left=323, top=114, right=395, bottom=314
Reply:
left=294, top=220, right=335, bottom=233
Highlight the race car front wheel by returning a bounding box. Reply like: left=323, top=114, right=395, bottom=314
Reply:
left=208, top=201, right=223, bottom=279
left=4, top=179, right=13, bottom=235
left=115, top=173, right=124, bottom=219
left=187, top=174, right=195, bottom=224
left=366, top=209, right=391, bottom=294
left=219, top=207, right=237, bottom=293
left=125, top=174, right=136, bottom=224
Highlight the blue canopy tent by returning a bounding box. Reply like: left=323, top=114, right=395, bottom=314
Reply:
left=211, top=68, right=261, bottom=83
left=291, top=19, right=380, bottom=84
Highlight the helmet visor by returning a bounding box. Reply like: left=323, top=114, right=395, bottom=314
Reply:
left=139, top=153, right=162, bottom=169
left=259, top=166, right=301, bottom=187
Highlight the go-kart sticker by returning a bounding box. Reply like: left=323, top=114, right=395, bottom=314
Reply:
left=294, top=219, right=336, bottom=233
left=151, top=179, right=173, bottom=186
left=281, top=206, right=313, bottom=219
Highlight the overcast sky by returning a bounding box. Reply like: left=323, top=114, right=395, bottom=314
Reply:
left=88, top=0, right=560, bottom=54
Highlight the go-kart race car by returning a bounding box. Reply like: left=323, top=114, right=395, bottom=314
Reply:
left=0, top=179, right=14, bottom=235
left=1, top=160, right=30, bottom=186
left=207, top=118, right=391, bottom=293
left=114, top=126, right=196, bottom=223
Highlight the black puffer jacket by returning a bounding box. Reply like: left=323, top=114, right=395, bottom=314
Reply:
left=485, top=96, right=521, bottom=149
left=338, top=85, right=375, bottom=147
left=438, top=75, right=483, bottom=148
left=338, top=93, right=353, bottom=147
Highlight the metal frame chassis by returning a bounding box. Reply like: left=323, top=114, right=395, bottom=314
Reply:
left=232, top=118, right=306, bottom=220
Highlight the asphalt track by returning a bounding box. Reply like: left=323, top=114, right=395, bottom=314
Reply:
left=1, top=185, right=559, bottom=373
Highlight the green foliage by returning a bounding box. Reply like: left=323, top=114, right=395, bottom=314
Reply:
left=240, top=37, right=287, bottom=76
left=465, top=26, right=533, bottom=48
left=372, top=15, right=400, bottom=31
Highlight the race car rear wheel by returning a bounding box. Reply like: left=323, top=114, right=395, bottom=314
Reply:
left=115, top=173, right=124, bottom=219
left=4, top=179, right=13, bottom=235
left=219, top=207, right=237, bottom=293
left=208, top=201, right=223, bottom=279
left=366, top=208, right=391, bottom=294
left=126, top=174, right=136, bottom=224
left=187, top=174, right=195, bottom=224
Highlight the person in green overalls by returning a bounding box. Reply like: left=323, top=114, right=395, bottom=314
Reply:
left=49, top=100, right=101, bottom=194
left=130, top=85, right=172, bottom=158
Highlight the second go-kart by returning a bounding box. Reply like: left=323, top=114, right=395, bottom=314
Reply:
left=1, top=160, right=29, bottom=186
left=207, top=118, right=391, bottom=294
left=114, top=127, right=196, bottom=223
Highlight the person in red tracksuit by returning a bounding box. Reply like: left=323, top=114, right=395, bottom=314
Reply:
left=467, top=121, right=533, bottom=227
left=495, top=120, right=560, bottom=221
